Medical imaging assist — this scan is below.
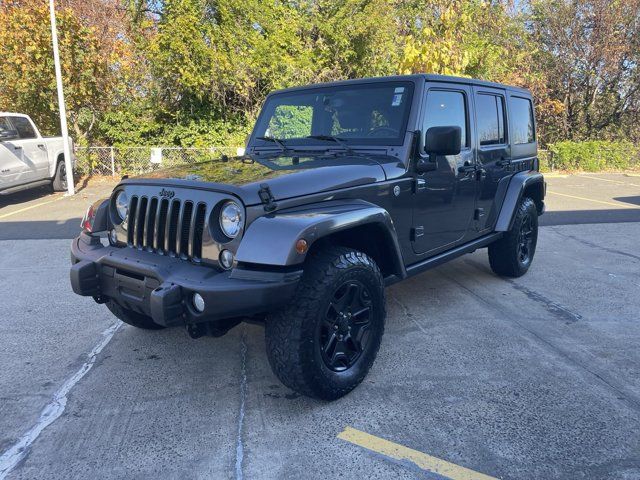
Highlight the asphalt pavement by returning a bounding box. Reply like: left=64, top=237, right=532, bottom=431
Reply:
left=1, top=173, right=639, bottom=479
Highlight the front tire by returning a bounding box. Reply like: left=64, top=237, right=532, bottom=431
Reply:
left=488, top=196, right=539, bottom=277
left=106, top=300, right=166, bottom=330
left=265, top=246, right=386, bottom=400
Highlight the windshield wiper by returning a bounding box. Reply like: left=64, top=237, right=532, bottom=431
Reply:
left=256, top=136, right=288, bottom=152
left=306, top=135, right=354, bottom=154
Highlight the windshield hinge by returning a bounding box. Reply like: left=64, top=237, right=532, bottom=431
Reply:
left=258, top=183, right=278, bottom=212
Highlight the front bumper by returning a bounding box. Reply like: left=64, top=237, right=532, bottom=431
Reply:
left=70, top=232, right=301, bottom=327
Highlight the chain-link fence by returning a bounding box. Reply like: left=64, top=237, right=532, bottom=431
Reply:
left=74, top=146, right=244, bottom=177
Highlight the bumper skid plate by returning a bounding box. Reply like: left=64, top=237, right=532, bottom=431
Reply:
left=70, top=232, right=301, bottom=327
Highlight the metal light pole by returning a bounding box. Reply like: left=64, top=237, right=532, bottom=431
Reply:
left=48, top=0, right=75, bottom=195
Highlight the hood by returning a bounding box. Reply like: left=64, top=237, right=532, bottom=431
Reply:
left=128, top=153, right=389, bottom=205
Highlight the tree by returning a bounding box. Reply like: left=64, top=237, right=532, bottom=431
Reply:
left=0, top=0, right=138, bottom=143
left=530, top=0, right=640, bottom=142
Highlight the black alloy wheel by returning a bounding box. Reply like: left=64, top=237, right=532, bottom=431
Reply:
left=517, top=213, right=534, bottom=266
left=319, top=280, right=373, bottom=372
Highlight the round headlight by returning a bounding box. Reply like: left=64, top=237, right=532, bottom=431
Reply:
left=115, top=191, right=128, bottom=222
left=219, top=201, right=243, bottom=239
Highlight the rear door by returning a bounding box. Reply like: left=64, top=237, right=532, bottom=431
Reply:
left=412, top=84, right=477, bottom=255
left=9, top=116, right=49, bottom=182
left=473, top=87, right=511, bottom=232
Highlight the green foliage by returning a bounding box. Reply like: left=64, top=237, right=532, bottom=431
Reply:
left=543, top=141, right=640, bottom=172
left=1, top=0, right=638, bottom=160
left=268, top=106, right=313, bottom=139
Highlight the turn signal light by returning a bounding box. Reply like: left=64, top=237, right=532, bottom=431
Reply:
left=81, top=204, right=96, bottom=232
left=295, top=238, right=308, bottom=254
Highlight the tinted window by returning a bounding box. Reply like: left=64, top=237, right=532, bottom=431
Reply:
left=10, top=116, right=37, bottom=139
left=423, top=90, right=468, bottom=147
left=476, top=94, right=506, bottom=146
left=254, top=82, right=414, bottom=147
left=0, top=117, right=16, bottom=139
left=511, top=97, right=535, bottom=144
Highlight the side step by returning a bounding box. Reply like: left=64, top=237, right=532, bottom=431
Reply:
left=399, top=232, right=503, bottom=282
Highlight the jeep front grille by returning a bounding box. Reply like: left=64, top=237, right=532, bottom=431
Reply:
left=126, top=195, right=207, bottom=261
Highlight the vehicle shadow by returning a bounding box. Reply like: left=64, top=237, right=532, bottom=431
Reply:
left=0, top=185, right=54, bottom=209
left=0, top=176, right=91, bottom=210
left=0, top=218, right=83, bottom=240
left=613, top=196, right=640, bottom=207
left=540, top=208, right=640, bottom=226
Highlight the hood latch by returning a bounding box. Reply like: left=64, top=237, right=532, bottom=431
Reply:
left=258, top=183, right=278, bottom=212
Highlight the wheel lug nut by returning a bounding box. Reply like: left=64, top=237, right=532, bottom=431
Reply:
left=334, top=324, right=338, bottom=330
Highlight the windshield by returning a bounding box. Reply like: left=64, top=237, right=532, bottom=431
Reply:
left=252, top=81, right=414, bottom=148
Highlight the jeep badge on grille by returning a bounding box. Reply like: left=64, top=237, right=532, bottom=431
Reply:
left=159, top=188, right=175, bottom=199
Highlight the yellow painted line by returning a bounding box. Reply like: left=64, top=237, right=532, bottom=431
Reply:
left=0, top=196, right=63, bottom=220
left=337, top=427, right=498, bottom=480
left=577, top=174, right=640, bottom=187
left=547, top=190, right=637, bottom=209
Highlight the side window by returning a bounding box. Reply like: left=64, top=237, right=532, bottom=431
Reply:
left=423, top=90, right=468, bottom=148
left=476, top=94, right=506, bottom=146
left=0, top=117, right=15, bottom=139
left=266, top=105, right=313, bottom=139
left=10, top=116, right=37, bottom=139
left=510, top=97, right=535, bottom=144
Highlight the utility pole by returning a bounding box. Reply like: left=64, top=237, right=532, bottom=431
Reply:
left=48, top=0, right=75, bottom=195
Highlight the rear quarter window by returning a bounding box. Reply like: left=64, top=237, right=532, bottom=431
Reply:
left=510, top=97, right=535, bottom=144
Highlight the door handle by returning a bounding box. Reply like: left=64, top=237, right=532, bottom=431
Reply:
left=37, top=144, right=46, bottom=149
left=457, top=161, right=476, bottom=174
left=13, top=145, right=22, bottom=150
left=1, top=169, right=10, bottom=173
left=496, top=157, right=511, bottom=167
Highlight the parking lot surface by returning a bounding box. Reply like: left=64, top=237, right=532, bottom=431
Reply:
left=1, top=173, right=639, bottom=479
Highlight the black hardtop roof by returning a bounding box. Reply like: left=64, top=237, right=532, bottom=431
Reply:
left=270, top=74, right=532, bottom=96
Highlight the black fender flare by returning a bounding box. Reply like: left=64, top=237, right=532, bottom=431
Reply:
left=235, top=200, right=406, bottom=276
left=495, top=171, right=545, bottom=232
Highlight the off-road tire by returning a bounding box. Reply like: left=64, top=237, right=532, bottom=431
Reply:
left=106, top=300, right=166, bottom=330
left=488, top=196, right=538, bottom=277
left=265, top=246, right=386, bottom=400
left=52, top=160, right=68, bottom=192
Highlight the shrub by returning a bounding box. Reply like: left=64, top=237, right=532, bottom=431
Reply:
left=542, top=141, right=640, bottom=172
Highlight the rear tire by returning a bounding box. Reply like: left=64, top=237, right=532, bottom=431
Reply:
left=52, top=160, right=68, bottom=192
left=106, top=300, right=166, bottom=330
left=488, top=196, right=538, bottom=277
left=265, top=246, right=385, bottom=400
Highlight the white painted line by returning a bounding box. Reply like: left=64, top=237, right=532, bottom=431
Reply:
left=235, top=332, right=248, bottom=480
left=0, top=322, right=121, bottom=479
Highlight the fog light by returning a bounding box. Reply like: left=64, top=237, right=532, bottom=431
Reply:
left=193, top=293, right=205, bottom=313
left=219, top=249, right=234, bottom=270
left=109, top=229, right=118, bottom=245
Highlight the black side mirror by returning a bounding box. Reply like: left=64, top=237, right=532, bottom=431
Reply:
left=424, top=126, right=462, bottom=156
left=416, top=126, right=462, bottom=173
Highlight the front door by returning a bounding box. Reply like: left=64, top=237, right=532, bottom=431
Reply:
left=472, top=87, right=512, bottom=232
left=412, top=86, right=477, bottom=255
left=0, top=117, right=27, bottom=190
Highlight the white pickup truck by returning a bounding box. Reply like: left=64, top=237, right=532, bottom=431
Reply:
left=0, top=112, right=73, bottom=195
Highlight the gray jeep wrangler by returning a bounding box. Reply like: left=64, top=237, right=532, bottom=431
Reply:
left=71, top=74, right=545, bottom=400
